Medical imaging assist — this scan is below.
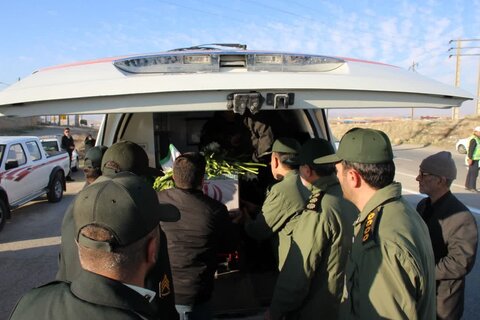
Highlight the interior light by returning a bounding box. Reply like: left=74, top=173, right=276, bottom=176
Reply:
left=114, top=54, right=219, bottom=73
left=254, top=55, right=283, bottom=64
left=113, top=51, right=345, bottom=73
left=183, top=55, right=212, bottom=64
left=246, top=54, right=344, bottom=72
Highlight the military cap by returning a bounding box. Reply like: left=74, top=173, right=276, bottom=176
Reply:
left=101, top=141, right=164, bottom=177
left=314, top=128, right=393, bottom=164
left=261, top=137, right=301, bottom=157
left=287, top=138, right=335, bottom=165
left=84, top=146, right=108, bottom=170
left=74, top=172, right=179, bottom=252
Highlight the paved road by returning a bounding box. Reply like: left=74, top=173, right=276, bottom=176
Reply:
left=0, top=144, right=478, bottom=319
left=0, top=169, right=85, bottom=319
left=393, top=144, right=480, bottom=320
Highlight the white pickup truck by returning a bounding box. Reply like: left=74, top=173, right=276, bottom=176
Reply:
left=40, top=135, right=79, bottom=172
left=0, top=136, right=70, bottom=231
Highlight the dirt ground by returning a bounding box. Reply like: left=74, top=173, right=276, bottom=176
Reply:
left=330, top=114, right=480, bottom=149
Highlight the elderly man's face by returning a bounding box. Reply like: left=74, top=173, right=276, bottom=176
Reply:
left=416, top=170, right=442, bottom=196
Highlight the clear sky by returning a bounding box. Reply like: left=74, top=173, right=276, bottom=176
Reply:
left=1, top=0, right=479, bottom=118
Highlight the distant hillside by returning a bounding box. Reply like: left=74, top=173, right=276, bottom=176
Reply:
left=330, top=114, right=480, bottom=149
left=0, top=117, right=38, bottom=129
left=2, top=114, right=479, bottom=151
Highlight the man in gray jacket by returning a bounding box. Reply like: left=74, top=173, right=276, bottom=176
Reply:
left=416, top=151, right=478, bottom=319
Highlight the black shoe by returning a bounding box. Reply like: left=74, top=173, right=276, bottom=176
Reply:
left=66, top=177, right=75, bottom=182
left=466, top=188, right=479, bottom=193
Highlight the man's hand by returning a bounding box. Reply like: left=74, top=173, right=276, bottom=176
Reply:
left=240, top=199, right=260, bottom=217
left=229, top=210, right=243, bottom=224
left=264, top=309, right=272, bottom=320
left=467, top=158, right=473, bottom=166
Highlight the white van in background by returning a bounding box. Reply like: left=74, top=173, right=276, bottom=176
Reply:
left=0, top=44, right=472, bottom=314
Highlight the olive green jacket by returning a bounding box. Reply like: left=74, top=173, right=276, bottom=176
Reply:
left=56, top=176, right=178, bottom=319
left=341, top=182, right=436, bottom=320
left=269, top=175, right=358, bottom=320
left=245, top=170, right=310, bottom=270
left=10, top=269, right=160, bottom=320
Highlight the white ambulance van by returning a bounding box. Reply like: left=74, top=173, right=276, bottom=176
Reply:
left=0, top=44, right=472, bottom=314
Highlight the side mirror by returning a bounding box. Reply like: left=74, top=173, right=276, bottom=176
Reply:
left=5, top=160, right=19, bottom=170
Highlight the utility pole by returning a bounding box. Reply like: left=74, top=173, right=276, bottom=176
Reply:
left=448, top=38, right=480, bottom=119
left=408, top=61, right=419, bottom=120
left=477, top=58, right=480, bottom=115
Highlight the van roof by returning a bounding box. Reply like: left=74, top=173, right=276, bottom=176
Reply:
left=0, top=48, right=472, bottom=117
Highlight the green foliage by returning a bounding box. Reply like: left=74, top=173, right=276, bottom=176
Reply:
left=153, top=169, right=174, bottom=191
left=153, top=152, right=267, bottom=192
left=204, top=153, right=266, bottom=178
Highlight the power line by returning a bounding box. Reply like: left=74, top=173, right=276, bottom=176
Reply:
left=156, top=1, right=465, bottom=74
left=448, top=38, right=480, bottom=118
left=408, top=61, right=419, bottom=72
left=164, top=0, right=434, bottom=53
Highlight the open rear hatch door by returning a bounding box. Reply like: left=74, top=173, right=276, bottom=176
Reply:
left=0, top=50, right=472, bottom=117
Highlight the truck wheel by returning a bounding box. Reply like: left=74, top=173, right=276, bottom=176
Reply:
left=47, top=172, right=64, bottom=203
left=0, top=199, right=7, bottom=232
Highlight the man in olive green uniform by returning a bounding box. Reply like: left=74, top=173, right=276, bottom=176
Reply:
left=267, top=138, right=358, bottom=320
left=244, top=137, right=310, bottom=270
left=56, top=141, right=180, bottom=319
left=10, top=173, right=178, bottom=320
left=315, top=128, right=436, bottom=320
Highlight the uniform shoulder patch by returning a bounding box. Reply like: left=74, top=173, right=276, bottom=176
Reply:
left=362, top=207, right=383, bottom=245
left=305, top=191, right=324, bottom=212
left=159, top=274, right=171, bottom=298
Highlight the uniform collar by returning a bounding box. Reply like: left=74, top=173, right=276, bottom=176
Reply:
left=283, top=169, right=297, bottom=180
left=357, top=182, right=402, bottom=224
left=311, top=175, right=339, bottom=193
left=70, top=269, right=158, bottom=317
left=124, top=283, right=156, bottom=303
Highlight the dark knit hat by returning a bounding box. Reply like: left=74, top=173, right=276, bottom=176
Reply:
left=420, top=151, right=457, bottom=180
